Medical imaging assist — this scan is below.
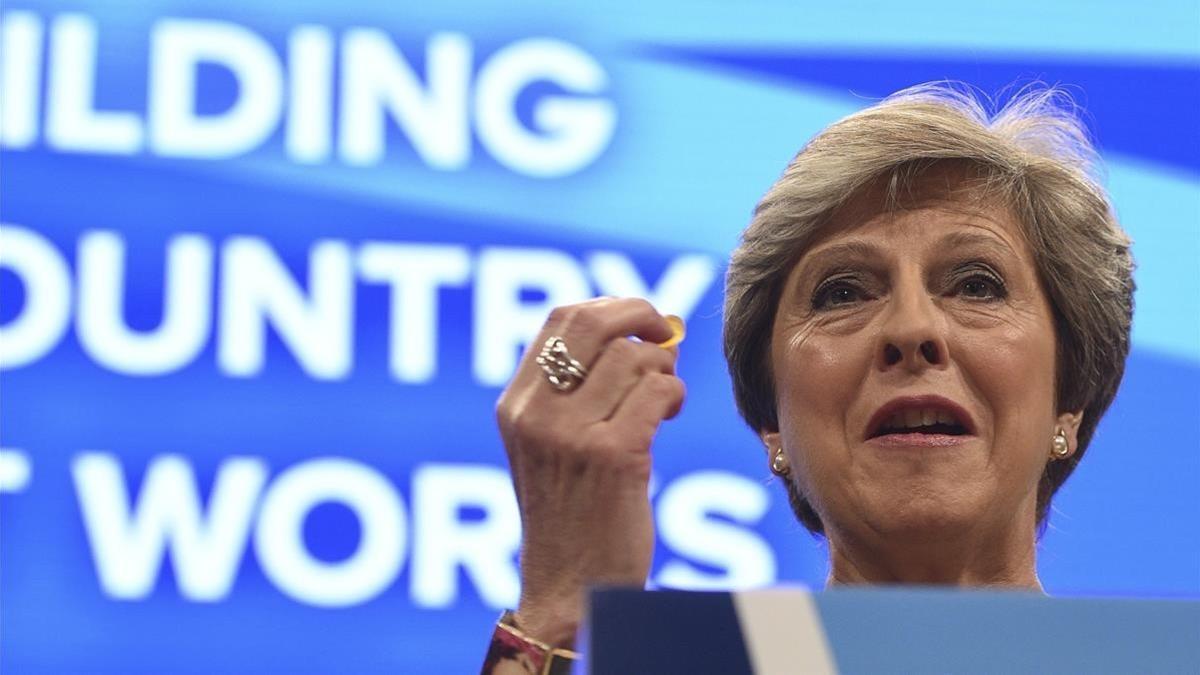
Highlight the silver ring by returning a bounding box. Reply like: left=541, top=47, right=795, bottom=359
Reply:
left=536, top=336, right=589, bottom=392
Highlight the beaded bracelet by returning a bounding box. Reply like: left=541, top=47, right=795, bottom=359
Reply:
left=483, top=610, right=579, bottom=675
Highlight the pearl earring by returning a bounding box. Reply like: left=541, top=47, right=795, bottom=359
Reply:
left=771, top=450, right=789, bottom=476
left=1051, top=428, right=1070, bottom=459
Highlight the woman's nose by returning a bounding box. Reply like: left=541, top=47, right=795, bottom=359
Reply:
left=876, top=283, right=950, bottom=373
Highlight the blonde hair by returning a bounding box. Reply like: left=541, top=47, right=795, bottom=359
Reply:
left=723, top=82, right=1134, bottom=535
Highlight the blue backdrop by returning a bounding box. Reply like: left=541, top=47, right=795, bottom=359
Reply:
left=1, top=1, right=1197, bottom=672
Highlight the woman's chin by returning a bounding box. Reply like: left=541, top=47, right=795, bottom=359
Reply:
left=856, top=492, right=992, bottom=543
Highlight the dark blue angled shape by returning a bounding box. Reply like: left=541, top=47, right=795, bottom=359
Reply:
left=590, top=589, right=753, bottom=675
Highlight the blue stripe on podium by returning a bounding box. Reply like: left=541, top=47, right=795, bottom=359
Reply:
left=812, top=588, right=1200, bottom=674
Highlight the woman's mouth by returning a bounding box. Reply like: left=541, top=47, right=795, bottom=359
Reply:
left=874, top=408, right=968, bottom=437
left=865, top=396, right=976, bottom=447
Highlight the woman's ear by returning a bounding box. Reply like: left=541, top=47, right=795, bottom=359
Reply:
left=759, top=429, right=781, bottom=458
left=1056, top=410, right=1084, bottom=455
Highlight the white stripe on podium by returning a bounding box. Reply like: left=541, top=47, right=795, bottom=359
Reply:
left=732, top=588, right=838, bottom=674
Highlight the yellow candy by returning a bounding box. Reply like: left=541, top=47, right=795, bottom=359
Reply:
left=657, top=314, right=685, bottom=349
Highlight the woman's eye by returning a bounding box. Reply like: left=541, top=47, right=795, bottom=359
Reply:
left=813, top=282, right=866, bottom=309
left=957, top=274, right=1005, bottom=300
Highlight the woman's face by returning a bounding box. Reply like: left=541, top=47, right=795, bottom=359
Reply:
left=763, top=184, right=1082, bottom=545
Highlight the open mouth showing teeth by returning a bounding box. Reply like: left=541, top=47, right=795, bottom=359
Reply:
left=871, top=409, right=968, bottom=438
left=880, top=423, right=967, bottom=436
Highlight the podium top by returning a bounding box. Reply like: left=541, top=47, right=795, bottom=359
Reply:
left=587, top=587, right=1200, bottom=674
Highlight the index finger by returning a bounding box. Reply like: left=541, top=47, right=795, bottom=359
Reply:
left=519, top=298, right=673, bottom=385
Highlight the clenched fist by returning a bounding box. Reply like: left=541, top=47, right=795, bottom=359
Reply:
left=495, top=297, right=686, bottom=648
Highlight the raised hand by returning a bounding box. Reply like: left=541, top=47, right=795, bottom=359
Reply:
left=495, top=297, right=686, bottom=648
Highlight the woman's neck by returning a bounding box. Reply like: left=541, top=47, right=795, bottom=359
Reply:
left=823, top=516, right=1045, bottom=592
